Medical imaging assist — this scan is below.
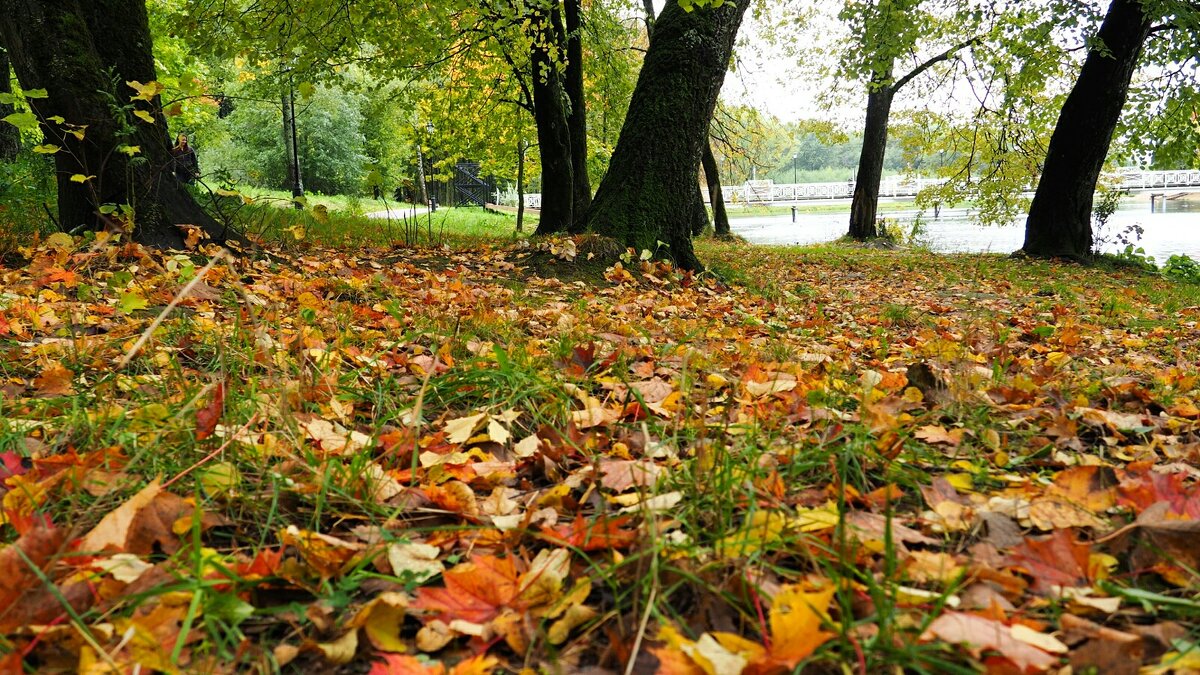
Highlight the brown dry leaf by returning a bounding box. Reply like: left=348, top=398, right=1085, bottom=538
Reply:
left=1005, top=529, right=1092, bottom=594
left=1027, top=497, right=1108, bottom=530
left=79, top=480, right=163, bottom=553
left=843, top=511, right=937, bottom=548
left=1098, top=501, right=1200, bottom=577
left=1059, top=614, right=1143, bottom=675
left=0, top=525, right=93, bottom=631
left=921, top=612, right=1060, bottom=673
left=299, top=416, right=371, bottom=455
left=32, top=362, right=74, bottom=397
left=599, top=458, right=663, bottom=492
left=914, top=425, right=965, bottom=447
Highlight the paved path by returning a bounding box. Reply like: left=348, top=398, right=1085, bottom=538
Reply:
left=366, top=204, right=429, bottom=219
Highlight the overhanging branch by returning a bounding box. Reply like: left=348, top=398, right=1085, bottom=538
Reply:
left=890, top=36, right=982, bottom=94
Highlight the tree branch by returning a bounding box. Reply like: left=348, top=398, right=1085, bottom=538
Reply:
left=890, top=36, right=981, bottom=94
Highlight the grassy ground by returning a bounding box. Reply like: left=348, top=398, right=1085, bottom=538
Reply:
left=1, top=213, right=1199, bottom=673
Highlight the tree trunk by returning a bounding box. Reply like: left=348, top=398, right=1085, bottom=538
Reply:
left=701, top=139, right=729, bottom=236
left=584, top=0, right=750, bottom=270
left=282, top=84, right=304, bottom=208
left=0, top=0, right=239, bottom=248
left=848, top=74, right=894, bottom=241
left=516, top=138, right=527, bottom=233
left=1022, top=0, right=1152, bottom=258
left=690, top=183, right=710, bottom=237
left=564, top=0, right=590, bottom=217
left=531, top=5, right=575, bottom=235
left=415, top=137, right=429, bottom=206
left=0, top=46, right=19, bottom=161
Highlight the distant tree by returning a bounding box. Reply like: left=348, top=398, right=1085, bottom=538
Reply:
left=0, top=0, right=240, bottom=248
left=585, top=0, right=751, bottom=270
left=837, top=0, right=987, bottom=240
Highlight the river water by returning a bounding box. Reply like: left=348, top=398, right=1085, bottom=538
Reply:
left=729, top=196, right=1200, bottom=262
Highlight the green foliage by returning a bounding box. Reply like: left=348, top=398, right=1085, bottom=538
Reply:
left=1163, top=254, right=1200, bottom=284
left=202, top=81, right=368, bottom=195
left=0, top=154, right=56, bottom=251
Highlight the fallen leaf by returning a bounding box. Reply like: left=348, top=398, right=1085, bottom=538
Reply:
left=922, top=612, right=1060, bottom=673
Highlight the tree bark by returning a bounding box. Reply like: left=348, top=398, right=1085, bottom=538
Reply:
left=690, top=183, right=710, bottom=237
left=563, top=0, right=591, bottom=217
left=584, top=0, right=750, bottom=270
left=516, top=138, right=527, bottom=233
left=1022, top=0, right=1152, bottom=258
left=282, top=84, right=304, bottom=207
left=0, top=46, right=19, bottom=161
left=701, top=139, right=729, bottom=236
left=0, top=0, right=239, bottom=248
left=531, top=4, right=575, bottom=235
left=848, top=73, right=894, bottom=241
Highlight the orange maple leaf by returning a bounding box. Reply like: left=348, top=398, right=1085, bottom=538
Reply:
left=411, top=555, right=522, bottom=625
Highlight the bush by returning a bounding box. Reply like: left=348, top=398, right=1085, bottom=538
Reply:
left=1163, top=254, right=1200, bottom=284
left=0, top=154, right=56, bottom=252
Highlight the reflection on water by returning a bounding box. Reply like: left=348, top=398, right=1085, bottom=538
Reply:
left=730, top=197, right=1200, bottom=261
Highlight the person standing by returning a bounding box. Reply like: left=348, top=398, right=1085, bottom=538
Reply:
left=172, top=133, right=199, bottom=184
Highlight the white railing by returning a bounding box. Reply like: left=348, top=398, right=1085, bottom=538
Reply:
left=510, top=169, right=1200, bottom=208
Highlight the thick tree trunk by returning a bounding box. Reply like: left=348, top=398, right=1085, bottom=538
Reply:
left=701, top=139, right=729, bottom=236
left=0, top=0, right=238, bottom=248
left=584, top=0, right=750, bottom=270
left=848, top=75, right=894, bottom=241
left=1022, top=0, right=1152, bottom=258
left=690, top=184, right=710, bottom=237
left=0, top=46, right=19, bottom=161
left=564, top=0, right=591, bottom=217
left=531, top=5, right=575, bottom=235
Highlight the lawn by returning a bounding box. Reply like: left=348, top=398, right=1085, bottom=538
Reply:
left=1, top=216, right=1198, bottom=673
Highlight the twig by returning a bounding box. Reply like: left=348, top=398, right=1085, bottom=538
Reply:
left=116, top=249, right=227, bottom=369
left=624, top=584, right=656, bottom=675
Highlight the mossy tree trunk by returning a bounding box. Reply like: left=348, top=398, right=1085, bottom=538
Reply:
left=848, top=73, right=894, bottom=241
left=584, top=0, right=750, bottom=270
left=563, top=0, right=591, bottom=217
left=0, top=0, right=240, bottom=248
left=690, top=184, right=710, bottom=237
left=0, top=46, right=19, bottom=161
left=1022, top=0, right=1152, bottom=258
left=531, top=4, right=575, bottom=235
left=701, top=139, right=729, bottom=236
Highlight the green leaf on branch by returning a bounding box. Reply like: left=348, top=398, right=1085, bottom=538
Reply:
left=70, top=174, right=95, bottom=183
left=22, top=88, right=48, bottom=99
left=132, top=109, right=156, bottom=124
left=2, top=112, right=40, bottom=132
left=32, top=144, right=60, bottom=155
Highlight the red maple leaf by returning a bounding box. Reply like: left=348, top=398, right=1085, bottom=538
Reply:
left=195, top=380, right=225, bottom=441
